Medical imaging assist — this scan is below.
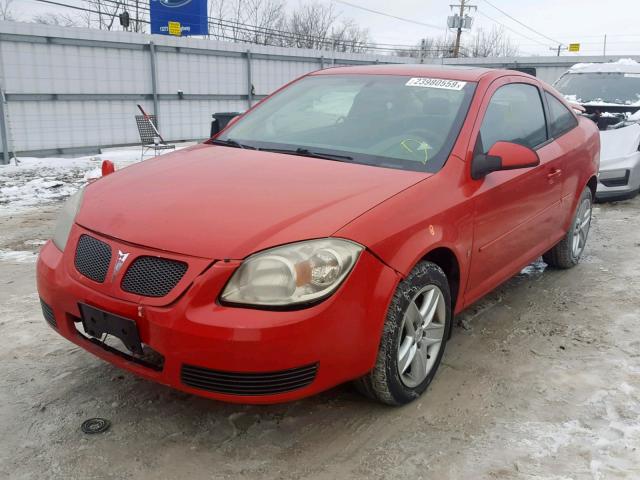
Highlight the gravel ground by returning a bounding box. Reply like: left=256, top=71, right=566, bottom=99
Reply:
left=0, top=196, right=639, bottom=480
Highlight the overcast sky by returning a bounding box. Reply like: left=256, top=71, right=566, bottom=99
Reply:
left=327, top=0, right=640, bottom=56
left=10, top=0, right=640, bottom=56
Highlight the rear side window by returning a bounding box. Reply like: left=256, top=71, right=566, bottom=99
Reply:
left=545, top=92, right=578, bottom=137
left=479, top=83, right=547, bottom=153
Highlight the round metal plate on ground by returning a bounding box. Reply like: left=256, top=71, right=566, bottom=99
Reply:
left=81, top=418, right=111, bottom=434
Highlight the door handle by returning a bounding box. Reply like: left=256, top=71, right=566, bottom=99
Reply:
left=547, top=169, right=562, bottom=179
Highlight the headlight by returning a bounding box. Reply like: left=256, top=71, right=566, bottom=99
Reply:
left=220, top=238, right=363, bottom=307
left=52, top=187, right=84, bottom=251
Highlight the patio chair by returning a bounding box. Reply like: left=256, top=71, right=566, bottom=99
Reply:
left=135, top=115, right=175, bottom=160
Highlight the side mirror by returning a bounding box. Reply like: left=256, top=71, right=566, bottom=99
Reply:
left=471, top=141, right=540, bottom=180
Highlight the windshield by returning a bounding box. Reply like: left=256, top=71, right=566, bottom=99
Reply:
left=555, top=72, right=640, bottom=105
left=217, top=74, right=476, bottom=172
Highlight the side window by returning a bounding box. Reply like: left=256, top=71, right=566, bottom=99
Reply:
left=545, top=92, right=578, bottom=137
left=479, top=83, right=547, bottom=153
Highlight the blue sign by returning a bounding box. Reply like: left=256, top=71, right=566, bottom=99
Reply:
left=150, top=0, right=208, bottom=36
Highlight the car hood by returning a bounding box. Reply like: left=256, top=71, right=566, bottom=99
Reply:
left=76, top=144, right=428, bottom=259
left=600, top=123, right=640, bottom=165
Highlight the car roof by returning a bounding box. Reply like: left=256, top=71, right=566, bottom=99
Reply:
left=311, top=64, right=514, bottom=82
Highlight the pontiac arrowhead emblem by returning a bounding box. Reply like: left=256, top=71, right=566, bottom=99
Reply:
left=113, top=250, right=130, bottom=277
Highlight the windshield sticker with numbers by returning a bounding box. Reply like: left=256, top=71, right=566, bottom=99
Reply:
left=405, top=78, right=467, bottom=90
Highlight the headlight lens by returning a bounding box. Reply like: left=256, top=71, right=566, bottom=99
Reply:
left=220, top=238, right=363, bottom=307
left=52, top=187, right=84, bottom=251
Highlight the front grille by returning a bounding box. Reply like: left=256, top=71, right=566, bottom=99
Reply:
left=121, top=256, right=188, bottom=297
left=40, top=298, right=56, bottom=328
left=181, top=363, right=318, bottom=396
left=75, top=234, right=112, bottom=283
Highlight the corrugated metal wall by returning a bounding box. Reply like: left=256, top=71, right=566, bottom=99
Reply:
left=0, top=21, right=410, bottom=158
left=1, top=19, right=638, bottom=160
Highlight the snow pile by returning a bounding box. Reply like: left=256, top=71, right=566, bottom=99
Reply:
left=569, top=58, right=640, bottom=74
left=0, top=249, right=39, bottom=263
left=0, top=145, right=190, bottom=213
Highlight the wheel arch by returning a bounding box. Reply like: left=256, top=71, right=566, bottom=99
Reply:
left=586, top=175, right=597, bottom=200
left=419, top=246, right=461, bottom=314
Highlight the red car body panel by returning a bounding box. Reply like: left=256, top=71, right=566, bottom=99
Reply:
left=37, top=65, right=599, bottom=403
left=37, top=232, right=399, bottom=404
left=76, top=144, right=427, bottom=259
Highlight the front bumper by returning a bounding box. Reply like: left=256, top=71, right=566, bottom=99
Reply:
left=596, top=150, right=640, bottom=200
left=36, top=227, right=399, bottom=404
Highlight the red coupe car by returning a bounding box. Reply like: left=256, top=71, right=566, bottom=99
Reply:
left=37, top=65, right=599, bottom=405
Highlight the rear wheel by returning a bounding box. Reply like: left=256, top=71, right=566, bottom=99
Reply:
left=543, top=186, right=592, bottom=269
left=354, top=261, right=451, bottom=405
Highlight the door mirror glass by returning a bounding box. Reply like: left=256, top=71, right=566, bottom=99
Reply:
left=472, top=141, right=540, bottom=179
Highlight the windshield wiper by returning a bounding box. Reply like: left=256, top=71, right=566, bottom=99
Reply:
left=210, top=138, right=256, bottom=149
left=262, top=147, right=353, bottom=162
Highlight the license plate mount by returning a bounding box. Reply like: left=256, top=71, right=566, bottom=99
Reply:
left=79, top=303, right=143, bottom=355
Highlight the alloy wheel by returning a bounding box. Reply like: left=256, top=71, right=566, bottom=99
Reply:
left=397, top=285, right=447, bottom=388
left=572, top=197, right=592, bottom=259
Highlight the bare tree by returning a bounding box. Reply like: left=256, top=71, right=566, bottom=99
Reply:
left=0, top=0, right=16, bottom=21
left=287, top=2, right=336, bottom=49
left=82, top=0, right=122, bottom=31
left=208, top=0, right=252, bottom=42
left=208, top=0, right=227, bottom=39
left=394, top=37, right=456, bottom=59
left=330, top=19, right=369, bottom=53
left=244, top=0, right=286, bottom=45
left=23, top=0, right=369, bottom=53
left=467, top=26, right=519, bottom=57
left=206, top=0, right=366, bottom=52
left=395, top=27, right=517, bottom=59
left=33, top=12, right=83, bottom=27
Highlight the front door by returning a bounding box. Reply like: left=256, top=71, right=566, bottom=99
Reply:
left=464, top=77, right=563, bottom=305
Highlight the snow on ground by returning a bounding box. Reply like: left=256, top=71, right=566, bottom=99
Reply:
left=0, top=249, right=38, bottom=263
left=0, top=143, right=193, bottom=215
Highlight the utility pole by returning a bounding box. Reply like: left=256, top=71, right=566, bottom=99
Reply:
left=603, top=34, right=607, bottom=56
left=550, top=44, right=565, bottom=56
left=449, top=1, right=476, bottom=58
left=453, top=0, right=465, bottom=58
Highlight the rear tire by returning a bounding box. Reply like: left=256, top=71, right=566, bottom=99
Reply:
left=543, top=186, right=592, bottom=269
left=354, top=261, right=452, bottom=405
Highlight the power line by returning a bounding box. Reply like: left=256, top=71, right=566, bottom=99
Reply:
left=94, top=0, right=465, bottom=52
left=476, top=9, right=553, bottom=47
left=34, top=0, right=340, bottom=48
left=36, top=0, right=605, bottom=57
left=33, top=0, right=115, bottom=17
left=31, top=0, right=442, bottom=53
left=481, top=0, right=561, bottom=45
left=330, top=0, right=445, bottom=31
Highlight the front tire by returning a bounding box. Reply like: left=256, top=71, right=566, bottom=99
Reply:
left=355, top=261, right=452, bottom=405
left=543, top=186, right=592, bottom=269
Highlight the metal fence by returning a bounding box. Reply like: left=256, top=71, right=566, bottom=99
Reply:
left=1, top=19, right=638, bottom=163
left=0, top=20, right=411, bottom=161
